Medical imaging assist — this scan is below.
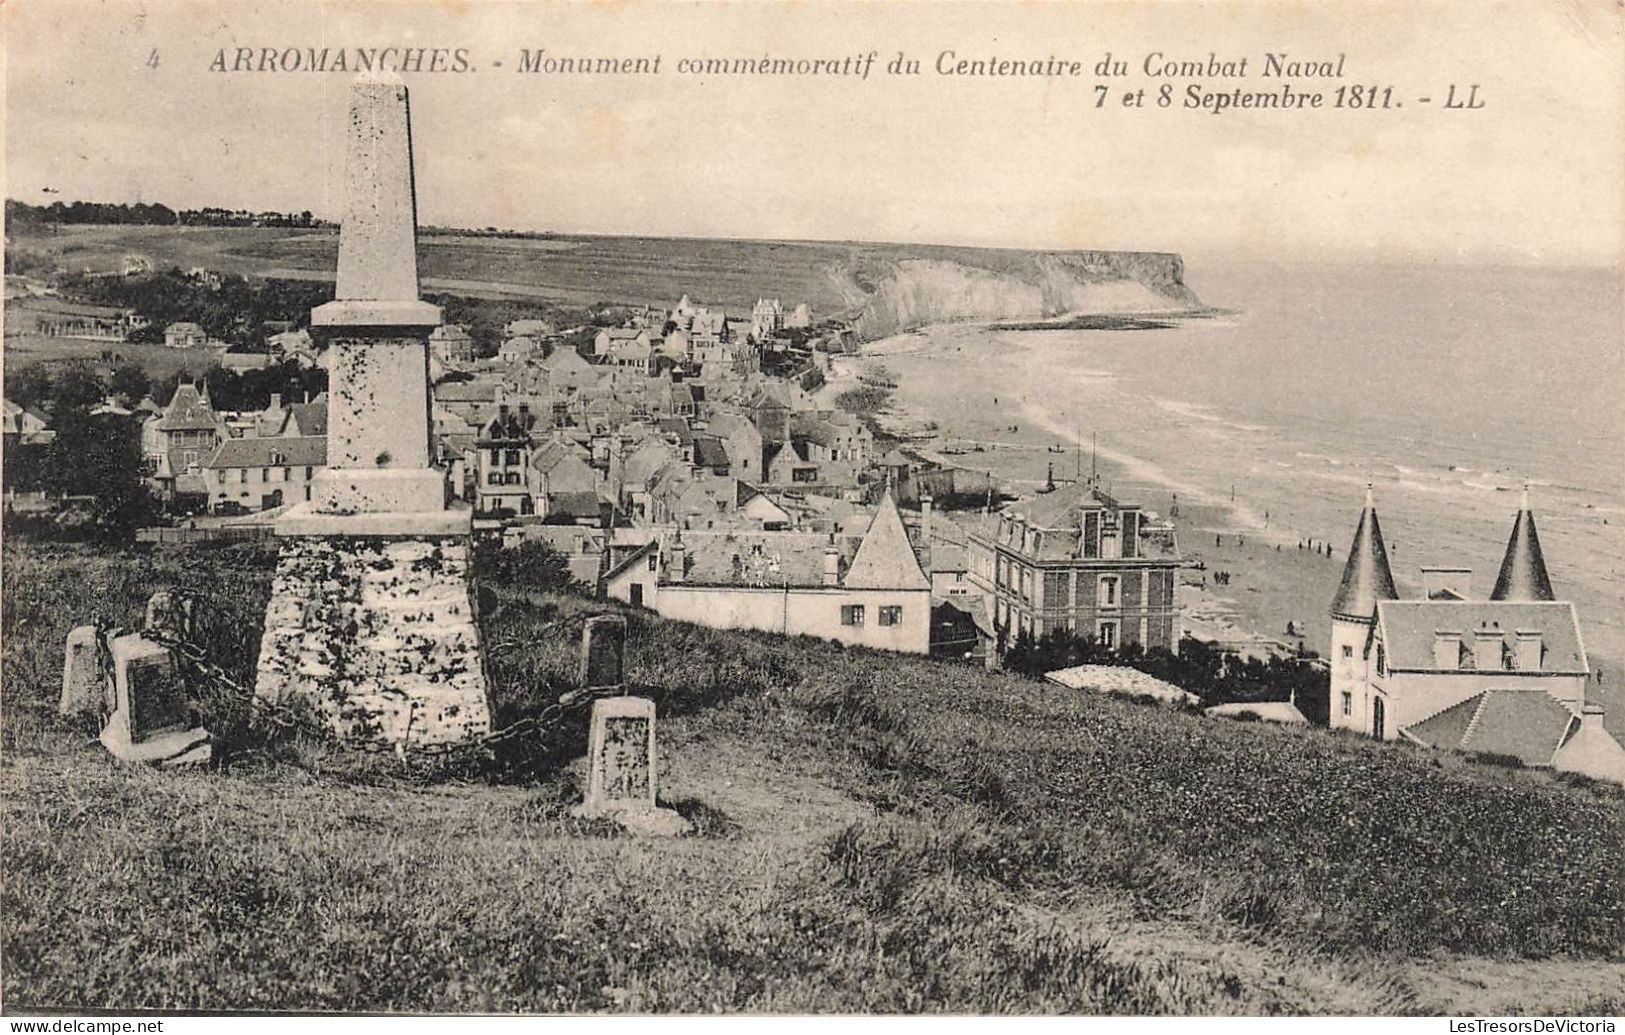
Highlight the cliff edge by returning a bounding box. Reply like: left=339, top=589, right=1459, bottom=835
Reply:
left=838, top=250, right=1200, bottom=340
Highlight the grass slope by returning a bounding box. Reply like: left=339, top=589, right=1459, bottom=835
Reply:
left=10, top=224, right=1182, bottom=318
left=2, top=540, right=1622, bottom=1014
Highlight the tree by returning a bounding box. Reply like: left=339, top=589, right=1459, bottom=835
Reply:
left=51, top=363, right=108, bottom=411
left=40, top=410, right=158, bottom=537
left=110, top=363, right=151, bottom=404
left=5, top=365, right=52, bottom=408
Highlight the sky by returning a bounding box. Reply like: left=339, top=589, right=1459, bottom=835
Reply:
left=4, top=0, right=1622, bottom=265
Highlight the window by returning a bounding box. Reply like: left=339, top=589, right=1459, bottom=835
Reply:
left=1375, top=644, right=1386, bottom=677
left=261, top=468, right=269, bottom=482
left=505, top=449, right=522, bottom=466
left=1097, top=620, right=1118, bottom=649
left=1341, top=645, right=1353, bottom=659
left=841, top=605, right=866, bottom=627
left=487, top=472, right=502, bottom=485
left=878, top=606, right=902, bottom=627
left=239, top=468, right=248, bottom=483
left=305, top=466, right=313, bottom=480
left=505, top=471, right=520, bottom=486
left=1341, top=692, right=1352, bottom=716
left=647, top=554, right=658, bottom=572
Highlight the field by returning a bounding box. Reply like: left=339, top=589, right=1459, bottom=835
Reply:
left=2, top=538, right=1623, bottom=1014
left=9, top=223, right=1184, bottom=319
left=0, top=332, right=219, bottom=383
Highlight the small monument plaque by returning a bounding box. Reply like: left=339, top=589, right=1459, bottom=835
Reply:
left=572, top=696, right=689, bottom=836
left=100, top=633, right=210, bottom=766
left=579, top=615, right=628, bottom=690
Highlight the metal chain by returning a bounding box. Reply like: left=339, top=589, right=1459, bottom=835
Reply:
left=149, top=610, right=620, bottom=762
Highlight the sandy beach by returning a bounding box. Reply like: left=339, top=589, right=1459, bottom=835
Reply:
left=845, top=315, right=1625, bottom=720
left=832, top=323, right=1339, bottom=663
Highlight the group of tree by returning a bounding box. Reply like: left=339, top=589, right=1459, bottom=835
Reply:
left=61, top=270, right=335, bottom=349
left=1002, top=629, right=1330, bottom=724
left=5, top=198, right=325, bottom=229
left=3, top=365, right=159, bottom=540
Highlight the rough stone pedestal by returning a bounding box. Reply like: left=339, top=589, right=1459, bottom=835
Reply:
left=255, top=535, right=491, bottom=747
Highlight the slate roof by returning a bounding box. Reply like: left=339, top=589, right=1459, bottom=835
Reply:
left=548, top=491, right=604, bottom=522
left=673, top=530, right=860, bottom=588
left=1552, top=709, right=1625, bottom=784
left=156, top=384, right=220, bottom=432
left=1491, top=503, right=1556, bottom=601
left=205, top=435, right=326, bottom=469
left=530, top=440, right=585, bottom=475
left=1373, top=600, right=1588, bottom=674
left=1331, top=492, right=1399, bottom=620
left=693, top=435, right=730, bottom=470
left=435, top=379, right=498, bottom=403
left=540, top=347, right=591, bottom=374
left=282, top=394, right=329, bottom=437
left=844, top=493, right=930, bottom=591
left=1404, top=689, right=1577, bottom=766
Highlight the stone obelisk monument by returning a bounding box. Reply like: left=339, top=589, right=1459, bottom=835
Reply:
left=255, top=73, right=491, bottom=748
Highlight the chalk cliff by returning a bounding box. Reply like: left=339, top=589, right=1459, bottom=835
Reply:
left=840, top=250, right=1200, bottom=340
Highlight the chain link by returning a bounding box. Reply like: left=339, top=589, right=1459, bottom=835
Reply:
left=149, top=607, right=621, bottom=763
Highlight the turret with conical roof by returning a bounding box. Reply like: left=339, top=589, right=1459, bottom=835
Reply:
left=1490, top=485, right=1555, bottom=601
left=1330, top=486, right=1399, bottom=620
left=1328, top=487, right=1399, bottom=735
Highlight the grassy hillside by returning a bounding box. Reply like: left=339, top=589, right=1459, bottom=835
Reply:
left=2, top=539, right=1622, bottom=1014
left=8, top=224, right=1193, bottom=325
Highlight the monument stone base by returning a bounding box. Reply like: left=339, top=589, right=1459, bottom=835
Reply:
left=254, top=531, right=492, bottom=748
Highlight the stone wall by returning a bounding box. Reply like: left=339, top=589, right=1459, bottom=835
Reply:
left=255, top=535, right=491, bottom=747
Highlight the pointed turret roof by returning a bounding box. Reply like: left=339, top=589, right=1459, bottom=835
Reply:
left=843, top=492, right=930, bottom=591
left=1490, top=486, right=1555, bottom=601
left=1330, top=487, right=1399, bottom=620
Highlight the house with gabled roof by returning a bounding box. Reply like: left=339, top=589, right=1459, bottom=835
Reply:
left=602, top=492, right=930, bottom=652
left=1329, top=489, right=1618, bottom=780
left=498, top=335, right=542, bottom=367
left=141, top=383, right=225, bottom=498
left=202, top=435, right=327, bottom=513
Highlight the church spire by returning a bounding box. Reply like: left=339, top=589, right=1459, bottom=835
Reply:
left=1330, top=485, right=1399, bottom=620
left=1490, top=483, right=1555, bottom=601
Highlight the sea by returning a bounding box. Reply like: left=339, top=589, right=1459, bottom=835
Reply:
left=882, top=259, right=1625, bottom=670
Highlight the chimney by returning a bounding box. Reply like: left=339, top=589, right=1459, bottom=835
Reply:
left=269, top=392, right=282, bottom=412
left=823, top=541, right=841, bottom=586
left=1433, top=630, right=1462, bottom=670
left=668, top=535, right=686, bottom=583
left=1421, top=566, right=1472, bottom=600
left=1472, top=624, right=1503, bottom=671
left=919, top=493, right=934, bottom=574
left=1513, top=629, right=1543, bottom=672
left=1579, top=703, right=1606, bottom=731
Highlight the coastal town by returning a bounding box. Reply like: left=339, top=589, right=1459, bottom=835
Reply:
left=6, top=0, right=1625, bottom=1015
left=6, top=68, right=1624, bottom=787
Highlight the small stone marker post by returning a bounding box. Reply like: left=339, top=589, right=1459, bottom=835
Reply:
left=579, top=615, right=627, bottom=691
left=100, top=632, right=210, bottom=766
left=573, top=696, right=690, bottom=836
left=59, top=625, right=105, bottom=717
